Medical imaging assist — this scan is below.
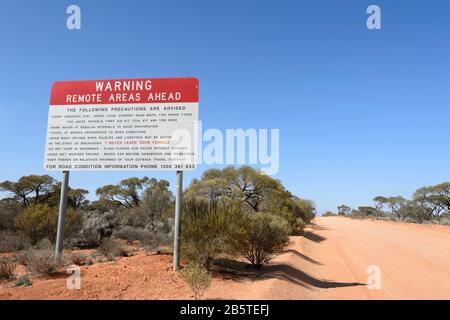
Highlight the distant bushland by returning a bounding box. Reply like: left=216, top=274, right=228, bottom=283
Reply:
left=324, top=182, right=450, bottom=225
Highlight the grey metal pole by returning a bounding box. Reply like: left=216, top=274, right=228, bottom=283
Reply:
left=173, top=170, right=183, bottom=271
left=55, top=171, right=70, bottom=263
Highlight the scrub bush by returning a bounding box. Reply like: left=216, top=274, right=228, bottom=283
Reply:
left=97, top=239, right=127, bottom=261
left=0, top=257, right=17, bottom=280
left=180, top=263, right=212, bottom=300
left=181, top=199, right=247, bottom=267
left=0, top=231, right=30, bottom=252
left=70, top=252, right=90, bottom=266
left=80, top=210, right=118, bottom=245
left=240, top=213, right=290, bottom=267
left=114, top=226, right=153, bottom=245
left=22, top=248, right=63, bottom=276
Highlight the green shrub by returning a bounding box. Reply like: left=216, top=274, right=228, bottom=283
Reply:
left=240, top=213, right=290, bottom=267
left=0, top=257, right=17, bottom=280
left=292, top=198, right=316, bottom=224
left=181, top=199, right=247, bottom=267
left=180, top=263, right=212, bottom=300
left=15, top=204, right=81, bottom=245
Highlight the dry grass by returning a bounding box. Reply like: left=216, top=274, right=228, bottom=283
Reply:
left=0, top=257, right=17, bottom=280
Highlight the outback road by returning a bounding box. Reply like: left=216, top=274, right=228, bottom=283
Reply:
left=2, top=217, right=450, bottom=300
left=235, top=217, right=450, bottom=300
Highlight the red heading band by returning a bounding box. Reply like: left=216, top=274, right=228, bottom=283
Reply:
left=50, top=77, right=199, bottom=105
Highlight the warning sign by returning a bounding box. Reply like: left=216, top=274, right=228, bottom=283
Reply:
left=44, top=78, right=198, bottom=171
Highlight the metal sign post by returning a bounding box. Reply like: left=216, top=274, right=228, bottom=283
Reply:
left=55, top=170, right=70, bottom=262
left=173, top=170, right=183, bottom=271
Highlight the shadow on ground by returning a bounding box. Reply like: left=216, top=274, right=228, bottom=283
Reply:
left=302, top=231, right=327, bottom=243
left=210, top=258, right=364, bottom=290
left=309, top=222, right=330, bottom=231
left=281, top=249, right=322, bottom=265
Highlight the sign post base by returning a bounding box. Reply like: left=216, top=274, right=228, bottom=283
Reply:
left=55, top=171, right=70, bottom=263
left=173, top=170, right=183, bottom=271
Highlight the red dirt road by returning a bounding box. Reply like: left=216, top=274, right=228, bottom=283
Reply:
left=224, top=217, right=450, bottom=300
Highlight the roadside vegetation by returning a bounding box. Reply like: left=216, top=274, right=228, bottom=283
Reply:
left=0, top=166, right=316, bottom=293
left=324, top=182, right=450, bottom=225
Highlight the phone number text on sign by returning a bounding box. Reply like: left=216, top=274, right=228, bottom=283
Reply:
left=44, top=78, right=199, bottom=171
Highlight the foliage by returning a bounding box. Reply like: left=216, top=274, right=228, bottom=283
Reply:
left=141, top=179, right=173, bottom=223
left=114, top=226, right=154, bottom=245
left=358, top=206, right=377, bottom=217
left=15, top=204, right=81, bottom=245
left=180, top=263, right=212, bottom=300
left=292, top=198, right=316, bottom=223
left=185, top=166, right=285, bottom=212
left=413, top=182, right=450, bottom=220
left=0, top=175, right=55, bottom=207
left=0, top=170, right=318, bottom=272
left=371, top=196, right=407, bottom=220
left=45, top=185, right=90, bottom=209
left=353, top=182, right=450, bottom=224
left=240, top=212, right=290, bottom=267
left=181, top=199, right=248, bottom=267
left=185, top=166, right=313, bottom=233
left=96, top=177, right=165, bottom=209
left=397, top=201, right=430, bottom=223
left=337, top=205, right=351, bottom=216
left=80, top=210, right=118, bottom=245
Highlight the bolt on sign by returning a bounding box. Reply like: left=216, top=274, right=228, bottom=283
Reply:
left=44, top=78, right=199, bottom=171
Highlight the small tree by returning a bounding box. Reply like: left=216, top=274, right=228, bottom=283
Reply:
left=386, top=196, right=407, bottom=221
left=0, top=175, right=55, bottom=207
left=413, top=183, right=450, bottom=221
left=373, top=196, right=387, bottom=220
left=337, top=205, right=351, bottom=216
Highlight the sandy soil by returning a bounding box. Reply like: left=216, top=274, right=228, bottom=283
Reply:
left=225, top=217, right=450, bottom=300
left=0, top=253, right=194, bottom=300
left=1, top=217, right=450, bottom=300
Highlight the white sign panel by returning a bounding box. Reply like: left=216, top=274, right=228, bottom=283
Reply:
left=44, top=78, right=198, bottom=171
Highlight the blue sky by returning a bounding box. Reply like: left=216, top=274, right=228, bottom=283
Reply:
left=0, top=0, right=449, bottom=213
